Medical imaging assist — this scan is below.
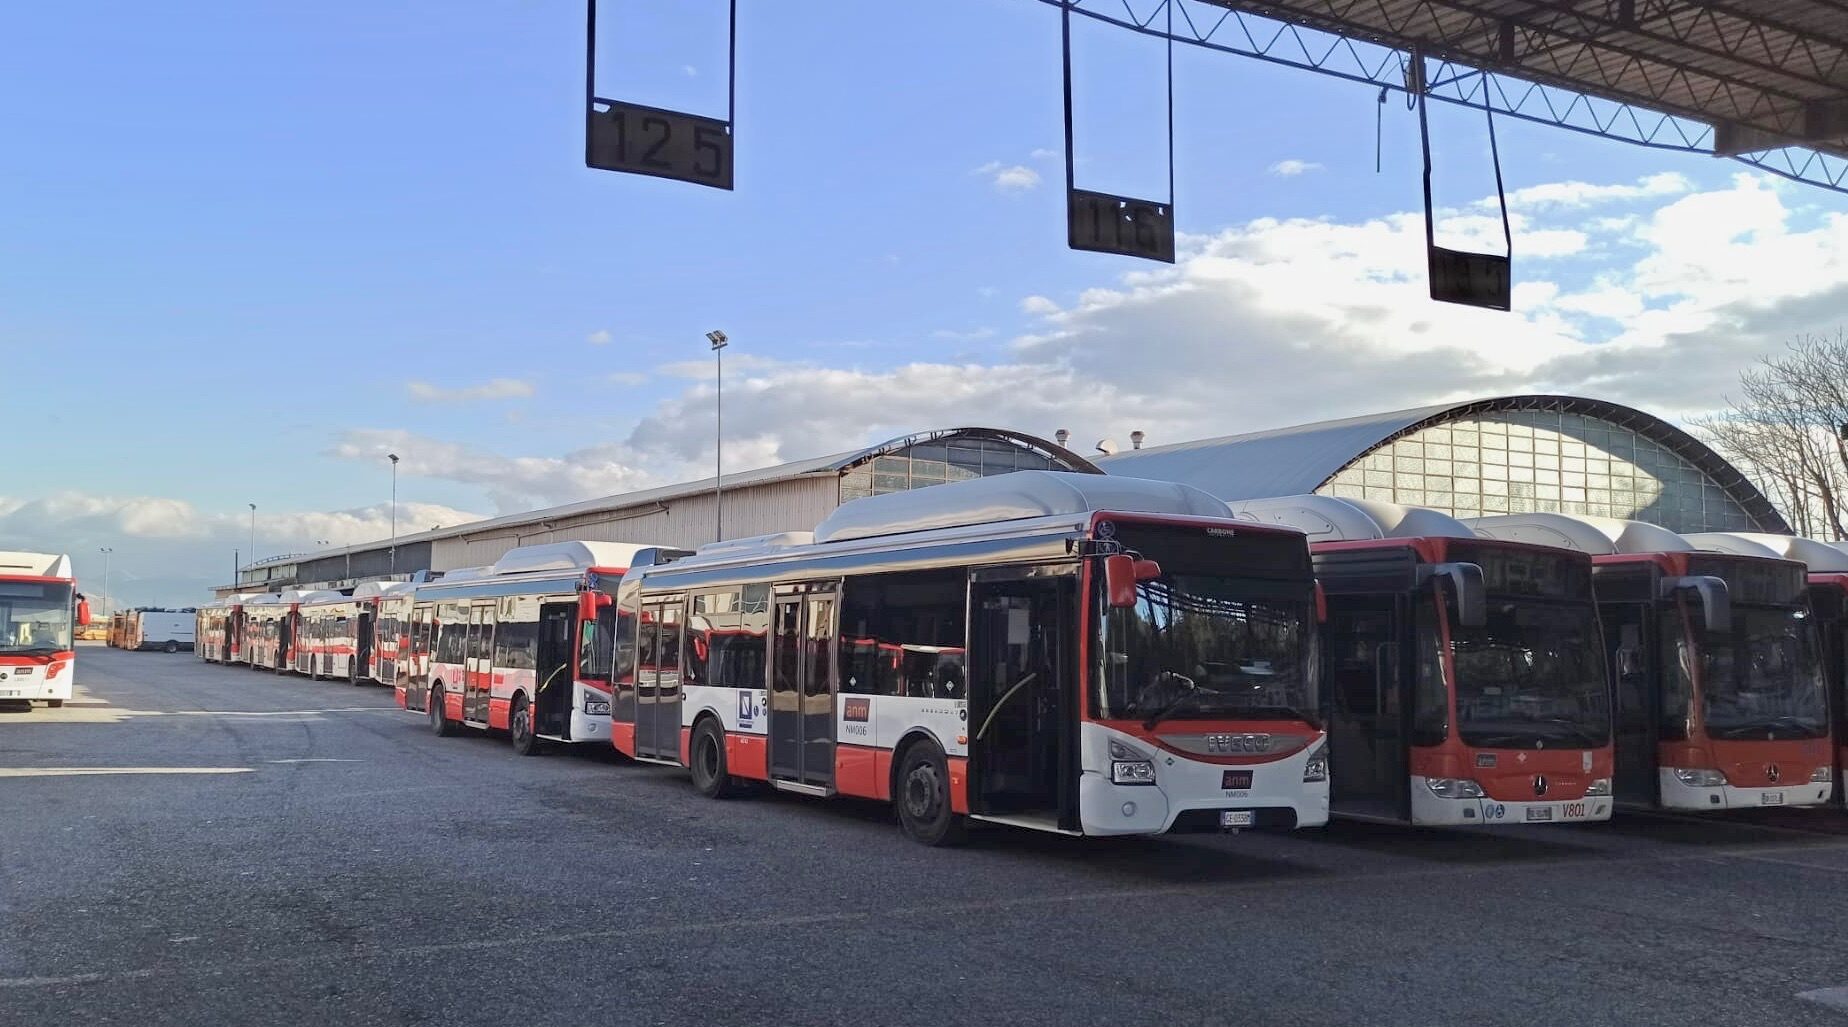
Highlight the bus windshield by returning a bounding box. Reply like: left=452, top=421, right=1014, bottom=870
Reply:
left=1447, top=598, right=1610, bottom=749
left=0, top=581, right=75, bottom=653
left=1099, top=573, right=1316, bottom=726
left=1686, top=604, right=1830, bottom=740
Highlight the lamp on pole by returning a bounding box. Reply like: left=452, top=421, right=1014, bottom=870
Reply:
left=705, top=330, right=728, bottom=542
left=389, top=453, right=400, bottom=575
left=98, top=547, right=113, bottom=616
left=247, top=504, right=256, bottom=570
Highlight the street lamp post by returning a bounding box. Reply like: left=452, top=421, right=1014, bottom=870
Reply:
left=389, top=453, right=400, bottom=576
left=705, top=330, right=728, bottom=542
left=248, top=503, right=256, bottom=571
left=98, top=547, right=113, bottom=616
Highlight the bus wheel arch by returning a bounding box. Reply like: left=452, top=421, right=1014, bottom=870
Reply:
left=891, top=732, right=965, bottom=846
left=688, top=714, right=734, bottom=799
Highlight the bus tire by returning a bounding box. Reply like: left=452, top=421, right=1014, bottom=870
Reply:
left=896, top=740, right=965, bottom=847
left=349, top=661, right=360, bottom=686
left=429, top=685, right=456, bottom=738
left=510, top=694, right=541, bottom=757
left=689, top=718, right=734, bottom=799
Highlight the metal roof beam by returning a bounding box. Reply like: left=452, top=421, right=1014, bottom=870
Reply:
left=1648, top=1, right=1848, bottom=87
left=1513, top=0, right=1848, bottom=93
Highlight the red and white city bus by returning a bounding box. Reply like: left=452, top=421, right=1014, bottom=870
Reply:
left=1471, top=514, right=1833, bottom=811
left=196, top=593, right=263, bottom=664
left=0, top=551, right=89, bottom=710
left=612, top=471, right=1330, bottom=846
left=352, top=581, right=415, bottom=686
left=1229, top=496, right=1614, bottom=826
left=236, top=593, right=287, bottom=669
left=404, top=542, right=687, bottom=755
left=295, top=590, right=358, bottom=680
left=1685, top=533, right=1848, bottom=808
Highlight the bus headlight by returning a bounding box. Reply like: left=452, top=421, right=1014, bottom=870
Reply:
left=1109, top=738, right=1156, bottom=787
left=1672, top=768, right=1727, bottom=787
left=1425, top=777, right=1484, bottom=799
left=1586, top=778, right=1612, bottom=796
left=1302, top=743, right=1328, bottom=783
left=1811, top=767, right=1834, bottom=783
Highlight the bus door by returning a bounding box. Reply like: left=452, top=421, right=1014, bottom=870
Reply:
left=1323, top=596, right=1410, bottom=822
left=636, top=597, right=685, bottom=761
left=406, top=607, right=433, bottom=710
left=464, top=603, right=496, bottom=727
left=535, top=603, right=576, bottom=738
left=770, top=586, right=838, bottom=791
left=1603, top=600, right=1660, bottom=805
left=968, top=571, right=1077, bottom=828
left=357, top=608, right=374, bottom=680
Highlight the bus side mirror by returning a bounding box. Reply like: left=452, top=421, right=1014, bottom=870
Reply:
left=1423, top=562, right=1486, bottom=628
left=578, top=592, right=599, bottom=622
left=1104, top=555, right=1138, bottom=608
left=1663, top=575, right=1730, bottom=634
left=76, top=597, right=92, bottom=626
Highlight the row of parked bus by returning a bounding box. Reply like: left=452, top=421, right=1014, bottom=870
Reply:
left=194, top=470, right=1848, bottom=845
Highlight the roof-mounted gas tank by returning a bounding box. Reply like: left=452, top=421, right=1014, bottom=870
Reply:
left=489, top=541, right=666, bottom=577
left=813, top=470, right=1231, bottom=544
left=1464, top=512, right=1695, bottom=555
left=1683, top=532, right=1848, bottom=572
left=0, top=551, right=74, bottom=578
left=1227, top=494, right=1474, bottom=542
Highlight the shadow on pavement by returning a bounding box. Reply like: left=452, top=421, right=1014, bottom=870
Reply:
left=1303, top=818, right=1604, bottom=863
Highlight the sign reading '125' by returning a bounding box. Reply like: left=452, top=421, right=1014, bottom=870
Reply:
left=586, top=101, right=733, bottom=191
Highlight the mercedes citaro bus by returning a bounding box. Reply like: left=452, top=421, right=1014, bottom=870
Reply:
left=609, top=471, right=1330, bottom=846
left=1230, top=496, right=1613, bottom=826
left=1470, top=514, right=1832, bottom=811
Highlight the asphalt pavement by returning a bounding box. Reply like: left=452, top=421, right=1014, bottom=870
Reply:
left=5, top=645, right=1848, bottom=1026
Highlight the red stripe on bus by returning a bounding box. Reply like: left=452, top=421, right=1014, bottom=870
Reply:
left=680, top=726, right=692, bottom=767
left=488, top=697, right=509, bottom=731
left=949, top=756, right=969, bottom=815
left=725, top=732, right=769, bottom=781
left=834, top=744, right=882, bottom=800
left=611, top=721, right=637, bottom=758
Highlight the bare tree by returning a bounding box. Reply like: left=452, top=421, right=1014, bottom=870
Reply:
left=1695, top=331, right=1848, bottom=540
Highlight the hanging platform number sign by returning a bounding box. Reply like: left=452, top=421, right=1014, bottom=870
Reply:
left=583, top=0, right=736, bottom=191
left=1068, top=189, right=1176, bottom=264
left=1428, top=246, right=1510, bottom=311
left=587, top=101, right=733, bottom=190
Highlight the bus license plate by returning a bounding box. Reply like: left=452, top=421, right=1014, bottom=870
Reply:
left=0, top=689, right=18, bottom=698
left=1525, top=807, right=1554, bottom=822
left=1220, top=811, right=1255, bottom=828
left=1762, top=792, right=1785, bottom=806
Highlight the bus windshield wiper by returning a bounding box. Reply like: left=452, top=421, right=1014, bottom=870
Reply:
left=1140, top=672, right=1208, bottom=731
left=0, top=645, right=61, bottom=656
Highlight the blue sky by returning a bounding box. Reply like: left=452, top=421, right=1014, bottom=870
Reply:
left=3, top=1, right=1844, bottom=605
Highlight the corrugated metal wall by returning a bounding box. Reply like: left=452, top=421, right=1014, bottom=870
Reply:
left=429, top=476, right=841, bottom=570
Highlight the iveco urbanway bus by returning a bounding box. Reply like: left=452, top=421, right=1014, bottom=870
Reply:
left=1470, top=514, right=1832, bottom=811
left=403, top=541, right=686, bottom=755
left=1229, top=497, right=1613, bottom=826
left=611, top=471, right=1330, bottom=846
left=0, top=551, right=88, bottom=710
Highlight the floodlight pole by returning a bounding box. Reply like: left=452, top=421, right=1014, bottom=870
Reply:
left=389, top=453, right=401, bottom=575
left=99, top=547, right=113, bottom=617
left=706, top=330, right=728, bottom=542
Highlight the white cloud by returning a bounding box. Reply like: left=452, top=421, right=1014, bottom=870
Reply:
left=587, top=329, right=612, bottom=345
left=975, top=161, right=1041, bottom=192
left=607, top=371, right=648, bottom=386
left=1019, top=295, right=1060, bottom=316
left=330, top=430, right=664, bottom=514
left=1498, top=171, right=1692, bottom=211
left=1268, top=159, right=1323, bottom=177
left=682, top=65, right=697, bottom=77
left=930, top=327, right=997, bottom=342
left=1029, top=148, right=1059, bottom=161
left=406, top=378, right=535, bottom=403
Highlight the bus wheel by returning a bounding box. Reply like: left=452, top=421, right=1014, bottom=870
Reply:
left=510, top=695, right=541, bottom=757
left=896, top=741, right=965, bottom=846
left=349, top=662, right=360, bottom=686
left=429, top=686, right=456, bottom=738
left=689, top=719, right=734, bottom=799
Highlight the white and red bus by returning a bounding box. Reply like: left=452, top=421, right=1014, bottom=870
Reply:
left=196, top=594, right=261, bottom=664
left=351, top=580, right=415, bottom=686
left=405, top=542, right=687, bottom=754
left=241, top=591, right=320, bottom=672
left=292, top=590, right=355, bottom=680
left=612, top=471, right=1330, bottom=846
left=1471, top=514, right=1833, bottom=811
left=1686, top=533, right=1848, bottom=808
left=0, top=551, right=89, bottom=710
left=1229, top=496, right=1614, bottom=826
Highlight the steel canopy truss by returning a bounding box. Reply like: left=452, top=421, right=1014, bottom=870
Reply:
left=1041, top=0, right=1848, bottom=195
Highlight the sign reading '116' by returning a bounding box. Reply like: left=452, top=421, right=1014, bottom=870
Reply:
left=586, top=101, right=734, bottom=191
left=1067, top=188, right=1175, bottom=264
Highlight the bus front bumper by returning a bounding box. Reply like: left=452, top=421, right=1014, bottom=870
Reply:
left=1408, top=777, right=1613, bottom=825
left=1657, top=769, right=1833, bottom=810
left=1075, top=762, right=1330, bottom=836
